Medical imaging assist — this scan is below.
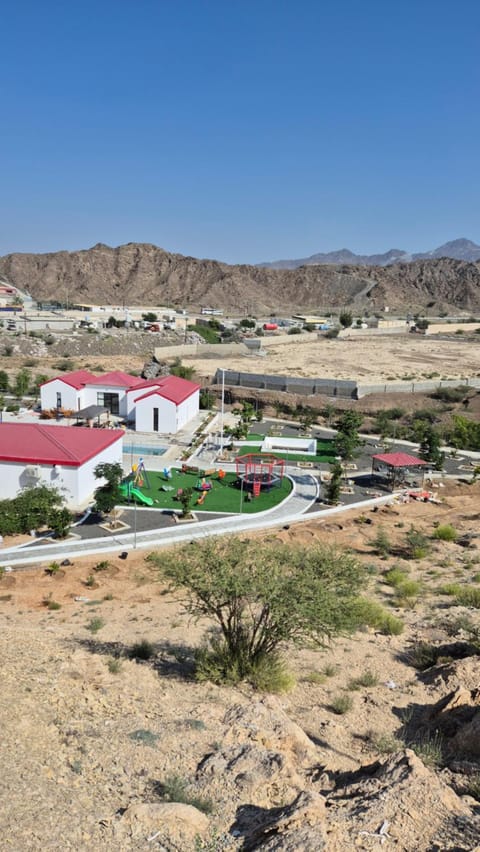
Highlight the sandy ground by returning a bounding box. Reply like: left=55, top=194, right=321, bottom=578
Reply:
left=186, top=335, right=480, bottom=382
left=1, top=482, right=480, bottom=848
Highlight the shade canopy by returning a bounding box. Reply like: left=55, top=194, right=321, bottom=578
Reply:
left=372, top=452, right=427, bottom=469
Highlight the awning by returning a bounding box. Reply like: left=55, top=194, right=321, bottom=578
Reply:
left=75, top=405, right=109, bottom=420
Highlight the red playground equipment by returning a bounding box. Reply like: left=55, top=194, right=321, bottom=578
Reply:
left=235, top=453, right=285, bottom=496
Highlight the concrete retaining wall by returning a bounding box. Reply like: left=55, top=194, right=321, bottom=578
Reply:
left=154, top=342, right=250, bottom=359
left=215, top=369, right=480, bottom=400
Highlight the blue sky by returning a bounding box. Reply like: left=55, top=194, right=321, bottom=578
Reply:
left=1, top=0, right=479, bottom=262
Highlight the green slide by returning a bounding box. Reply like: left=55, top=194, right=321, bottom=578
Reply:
left=119, top=483, right=154, bottom=506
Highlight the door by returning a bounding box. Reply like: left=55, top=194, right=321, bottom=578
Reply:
left=153, top=407, right=159, bottom=432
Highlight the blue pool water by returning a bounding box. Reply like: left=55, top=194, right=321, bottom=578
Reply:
left=123, top=444, right=167, bottom=457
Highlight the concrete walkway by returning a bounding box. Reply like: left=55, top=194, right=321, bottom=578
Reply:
left=0, top=469, right=325, bottom=568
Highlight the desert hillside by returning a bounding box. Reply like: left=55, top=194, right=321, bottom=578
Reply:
left=1, top=483, right=480, bottom=850
left=2, top=243, right=480, bottom=313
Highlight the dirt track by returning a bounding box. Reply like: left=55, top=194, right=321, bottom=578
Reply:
left=187, top=335, right=480, bottom=382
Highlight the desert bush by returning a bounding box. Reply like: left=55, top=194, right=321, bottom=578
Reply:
left=348, top=670, right=379, bottom=689
left=354, top=598, right=404, bottom=635
left=330, top=694, right=353, bottom=715
left=158, top=774, right=213, bottom=814
left=107, top=658, right=123, bottom=674
left=372, top=527, right=392, bottom=557
left=383, top=566, right=409, bottom=587
left=433, top=524, right=457, bottom=542
left=129, top=639, right=155, bottom=660
left=86, top=617, right=105, bottom=633
left=150, top=537, right=367, bottom=688
left=411, top=732, right=444, bottom=767
left=407, top=642, right=440, bottom=670
left=404, top=526, right=430, bottom=559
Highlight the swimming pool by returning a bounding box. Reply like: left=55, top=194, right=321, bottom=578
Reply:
left=123, top=444, right=167, bottom=457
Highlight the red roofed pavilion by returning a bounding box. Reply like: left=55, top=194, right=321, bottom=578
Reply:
left=372, top=451, right=427, bottom=490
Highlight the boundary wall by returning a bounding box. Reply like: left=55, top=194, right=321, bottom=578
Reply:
left=214, top=369, right=480, bottom=400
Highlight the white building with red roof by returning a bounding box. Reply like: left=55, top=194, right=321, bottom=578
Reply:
left=127, top=376, right=200, bottom=434
left=0, top=423, right=123, bottom=507
left=40, top=371, right=200, bottom=434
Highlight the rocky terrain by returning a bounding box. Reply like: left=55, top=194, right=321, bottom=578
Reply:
left=2, top=242, right=480, bottom=313
left=1, top=483, right=480, bottom=850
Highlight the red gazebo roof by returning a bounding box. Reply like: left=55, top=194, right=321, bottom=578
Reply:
left=372, top=452, right=427, bottom=468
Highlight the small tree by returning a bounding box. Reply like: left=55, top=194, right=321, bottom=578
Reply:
left=339, top=310, right=353, bottom=328
left=178, top=487, right=194, bottom=517
left=149, top=537, right=366, bottom=686
left=419, top=425, right=445, bottom=470
left=325, top=462, right=343, bottom=504
left=49, top=507, right=72, bottom=539
left=14, top=368, right=31, bottom=399
left=0, top=370, right=9, bottom=392
left=199, top=388, right=215, bottom=409
left=142, top=312, right=158, bottom=323
left=334, top=411, right=363, bottom=463
left=239, top=318, right=256, bottom=329
left=93, top=462, right=124, bottom=524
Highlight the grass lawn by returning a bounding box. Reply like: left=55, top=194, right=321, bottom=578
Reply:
left=120, top=468, right=293, bottom=514
left=238, top=439, right=336, bottom=464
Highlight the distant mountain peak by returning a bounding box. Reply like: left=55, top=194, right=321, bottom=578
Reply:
left=259, top=238, right=480, bottom=269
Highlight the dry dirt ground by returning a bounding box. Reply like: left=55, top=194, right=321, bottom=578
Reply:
left=1, top=482, right=480, bottom=850
left=186, top=335, right=480, bottom=382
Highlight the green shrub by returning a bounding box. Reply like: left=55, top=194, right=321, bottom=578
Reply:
left=86, top=616, right=105, bottom=633
left=330, top=694, right=353, bottom=715
left=370, top=733, right=403, bottom=754
left=383, top=566, right=409, bottom=587
left=395, top=580, right=422, bottom=600
left=372, top=527, right=393, bottom=557
left=47, top=600, right=61, bottom=610
left=107, top=658, right=123, bottom=674
left=94, top=560, right=111, bottom=572
left=348, top=670, right=379, bottom=689
left=129, top=728, right=159, bottom=747
left=411, top=732, right=443, bottom=767
left=249, top=654, right=296, bottom=693
left=455, top=587, right=480, bottom=608
left=129, top=639, right=155, bottom=660
left=433, top=524, right=457, bottom=542
left=407, top=642, right=440, bottom=670
left=439, top=583, right=463, bottom=596
left=304, top=671, right=327, bottom=684
left=159, top=774, right=213, bottom=814
left=354, top=598, right=404, bottom=635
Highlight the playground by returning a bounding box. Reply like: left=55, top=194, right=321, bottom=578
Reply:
left=118, top=463, right=293, bottom=514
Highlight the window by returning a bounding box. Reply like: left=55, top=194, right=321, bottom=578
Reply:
left=153, top=407, right=159, bottom=431
left=97, top=392, right=119, bottom=415
left=56, top=392, right=62, bottom=408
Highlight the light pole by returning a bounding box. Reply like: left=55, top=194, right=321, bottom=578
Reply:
left=240, top=476, right=244, bottom=513
left=220, top=368, right=225, bottom=453
left=133, top=498, right=137, bottom=549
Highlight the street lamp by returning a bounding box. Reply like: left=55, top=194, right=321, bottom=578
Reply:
left=133, top=498, right=137, bottom=549
left=219, top=368, right=225, bottom=453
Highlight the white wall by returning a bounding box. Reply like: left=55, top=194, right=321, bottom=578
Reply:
left=40, top=379, right=84, bottom=412
left=135, top=395, right=177, bottom=433
left=83, top=384, right=130, bottom=416
left=0, top=436, right=123, bottom=509
left=177, top=389, right=200, bottom=430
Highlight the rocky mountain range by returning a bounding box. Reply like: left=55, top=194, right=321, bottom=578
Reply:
left=259, top=238, right=480, bottom=269
left=1, top=241, right=480, bottom=314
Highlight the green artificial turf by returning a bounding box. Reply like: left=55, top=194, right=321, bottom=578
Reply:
left=120, top=468, right=293, bottom=514
left=238, top=439, right=336, bottom=464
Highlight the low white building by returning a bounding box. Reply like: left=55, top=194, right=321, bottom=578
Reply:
left=0, top=423, right=124, bottom=509
left=129, top=376, right=200, bottom=434
left=40, top=370, right=200, bottom=434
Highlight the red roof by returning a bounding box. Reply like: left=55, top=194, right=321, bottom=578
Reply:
left=86, top=371, right=143, bottom=388
left=372, top=452, right=427, bottom=468
left=41, top=369, right=95, bottom=390
left=133, top=376, right=200, bottom=406
left=0, top=424, right=124, bottom=467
